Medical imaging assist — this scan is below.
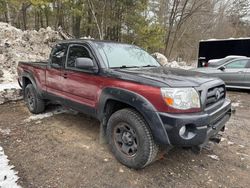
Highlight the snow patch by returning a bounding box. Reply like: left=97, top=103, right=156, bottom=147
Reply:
left=0, top=146, right=21, bottom=188
left=0, top=82, right=20, bottom=91
left=0, top=82, right=22, bottom=104
left=232, top=102, right=240, bottom=107
left=24, top=106, right=68, bottom=123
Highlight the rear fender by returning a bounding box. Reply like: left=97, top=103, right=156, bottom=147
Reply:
left=21, top=71, right=43, bottom=98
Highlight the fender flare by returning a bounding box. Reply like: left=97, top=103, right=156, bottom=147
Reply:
left=97, top=87, right=170, bottom=145
left=21, top=71, right=43, bottom=98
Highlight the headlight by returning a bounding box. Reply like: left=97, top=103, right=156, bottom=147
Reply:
left=161, top=88, right=200, bottom=110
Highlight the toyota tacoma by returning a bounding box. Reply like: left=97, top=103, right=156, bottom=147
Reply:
left=17, top=40, right=231, bottom=169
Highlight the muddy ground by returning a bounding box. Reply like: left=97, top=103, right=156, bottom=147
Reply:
left=0, top=90, right=249, bottom=188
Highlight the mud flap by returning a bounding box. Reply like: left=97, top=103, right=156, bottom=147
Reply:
left=99, top=122, right=108, bottom=144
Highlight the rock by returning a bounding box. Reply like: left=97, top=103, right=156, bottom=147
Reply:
left=119, top=168, right=124, bottom=173
left=152, top=52, right=168, bottom=66
left=152, top=52, right=193, bottom=69
left=207, top=154, right=220, bottom=161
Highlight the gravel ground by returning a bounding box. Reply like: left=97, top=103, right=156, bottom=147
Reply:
left=0, top=90, right=249, bottom=188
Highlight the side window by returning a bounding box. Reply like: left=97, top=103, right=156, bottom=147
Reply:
left=51, top=44, right=67, bottom=67
left=66, top=45, right=91, bottom=68
left=225, top=60, right=248, bottom=69
left=246, top=61, right=250, bottom=68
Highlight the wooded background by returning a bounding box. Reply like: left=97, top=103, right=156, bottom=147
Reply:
left=0, top=0, right=250, bottom=61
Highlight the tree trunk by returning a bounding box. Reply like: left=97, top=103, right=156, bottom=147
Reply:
left=5, top=0, right=11, bottom=24
left=44, top=7, right=49, bottom=27
left=72, top=15, right=82, bottom=38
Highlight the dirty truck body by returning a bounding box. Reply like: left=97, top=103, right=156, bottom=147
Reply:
left=17, top=40, right=231, bottom=169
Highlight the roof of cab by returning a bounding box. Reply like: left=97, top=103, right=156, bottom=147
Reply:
left=57, top=39, right=128, bottom=45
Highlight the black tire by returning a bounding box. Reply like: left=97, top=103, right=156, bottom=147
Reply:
left=24, top=84, right=45, bottom=114
left=107, top=108, right=159, bottom=169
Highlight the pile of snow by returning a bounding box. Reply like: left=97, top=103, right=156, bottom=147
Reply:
left=0, top=146, right=21, bottom=188
left=0, top=22, right=62, bottom=104
left=0, top=22, right=62, bottom=83
left=0, top=82, right=22, bottom=104
left=152, top=52, right=193, bottom=69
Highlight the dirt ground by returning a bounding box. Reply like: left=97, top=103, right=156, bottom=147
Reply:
left=0, top=90, right=249, bottom=188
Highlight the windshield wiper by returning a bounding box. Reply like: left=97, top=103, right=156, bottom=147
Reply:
left=141, top=65, right=158, bottom=67
left=111, top=65, right=140, bottom=69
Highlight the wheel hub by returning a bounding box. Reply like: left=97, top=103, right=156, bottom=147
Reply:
left=26, top=89, right=35, bottom=110
left=113, top=123, right=138, bottom=156
left=122, top=131, right=133, bottom=145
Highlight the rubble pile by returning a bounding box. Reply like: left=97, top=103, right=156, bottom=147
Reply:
left=0, top=22, right=62, bottom=104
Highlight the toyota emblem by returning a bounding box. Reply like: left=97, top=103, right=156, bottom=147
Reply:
left=215, top=90, right=220, bottom=100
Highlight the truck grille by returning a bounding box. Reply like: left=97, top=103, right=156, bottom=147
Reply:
left=205, top=85, right=225, bottom=108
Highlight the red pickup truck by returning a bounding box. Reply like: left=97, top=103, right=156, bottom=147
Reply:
left=17, top=40, right=231, bottom=169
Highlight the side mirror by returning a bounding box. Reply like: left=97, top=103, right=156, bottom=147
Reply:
left=218, top=66, right=225, bottom=71
left=75, top=58, right=95, bottom=70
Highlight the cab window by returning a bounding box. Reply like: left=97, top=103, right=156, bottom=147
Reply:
left=225, top=60, right=248, bottom=69
left=51, top=44, right=67, bottom=67
left=66, top=45, right=91, bottom=68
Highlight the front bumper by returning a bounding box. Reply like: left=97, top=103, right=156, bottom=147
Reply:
left=158, top=98, right=231, bottom=147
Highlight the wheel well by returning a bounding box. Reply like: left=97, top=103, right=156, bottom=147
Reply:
left=103, top=99, right=135, bottom=125
left=22, top=77, right=32, bottom=89
left=102, top=99, right=157, bottom=144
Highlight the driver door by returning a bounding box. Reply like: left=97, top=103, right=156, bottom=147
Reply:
left=217, top=59, right=248, bottom=87
left=61, top=44, right=101, bottom=115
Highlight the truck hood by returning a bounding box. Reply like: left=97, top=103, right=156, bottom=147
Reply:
left=191, top=67, right=220, bottom=73
left=109, top=67, right=218, bottom=87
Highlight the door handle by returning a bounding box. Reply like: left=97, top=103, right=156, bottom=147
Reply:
left=62, top=73, right=68, bottom=79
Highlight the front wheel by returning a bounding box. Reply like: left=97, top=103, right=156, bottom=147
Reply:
left=107, top=108, right=158, bottom=169
left=24, top=84, right=45, bottom=114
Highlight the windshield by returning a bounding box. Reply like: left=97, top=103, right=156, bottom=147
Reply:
left=94, top=42, right=160, bottom=68
left=209, top=58, right=236, bottom=67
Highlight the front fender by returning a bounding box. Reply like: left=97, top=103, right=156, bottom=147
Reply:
left=97, top=87, right=170, bottom=145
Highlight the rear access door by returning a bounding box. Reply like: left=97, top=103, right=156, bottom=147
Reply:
left=46, top=43, right=68, bottom=100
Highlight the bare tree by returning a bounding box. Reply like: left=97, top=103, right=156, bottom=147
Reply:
left=87, top=0, right=107, bottom=40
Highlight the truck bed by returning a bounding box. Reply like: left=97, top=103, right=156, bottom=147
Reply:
left=18, top=60, right=48, bottom=91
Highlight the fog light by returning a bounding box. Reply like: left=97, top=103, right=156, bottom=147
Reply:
left=179, top=125, right=186, bottom=136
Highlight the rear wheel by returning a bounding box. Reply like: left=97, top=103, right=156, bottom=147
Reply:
left=24, top=84, right=45, bottom=114
left=107, top=108, right=158, bottom=169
